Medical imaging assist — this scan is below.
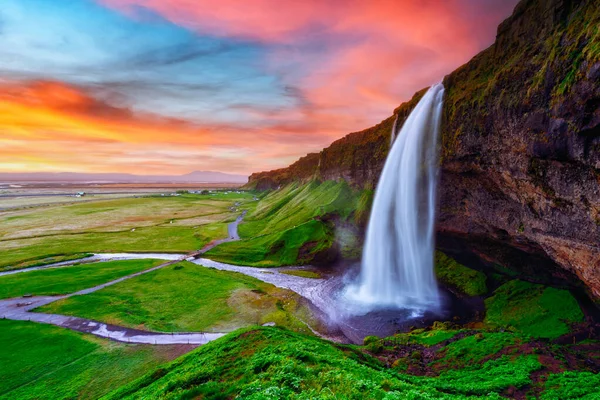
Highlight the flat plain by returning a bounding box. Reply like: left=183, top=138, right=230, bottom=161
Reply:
left=0, top=191, right=252, bottom=271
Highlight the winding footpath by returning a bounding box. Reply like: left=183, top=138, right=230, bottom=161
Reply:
left=0, top=213, right=249, bottom=345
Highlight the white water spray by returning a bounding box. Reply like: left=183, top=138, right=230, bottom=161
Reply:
left=345, top=84, right=444, bottom=313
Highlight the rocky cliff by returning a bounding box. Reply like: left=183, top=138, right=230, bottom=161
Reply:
left=247, top=0, right=600, bottom=297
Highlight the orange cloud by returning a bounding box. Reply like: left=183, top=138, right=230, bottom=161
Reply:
left=0, top=80, right=338, bottom=174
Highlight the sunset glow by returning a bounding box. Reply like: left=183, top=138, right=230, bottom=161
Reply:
left=1, top=0, right=519, bottom=175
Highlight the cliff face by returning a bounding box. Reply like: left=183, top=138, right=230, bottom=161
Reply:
left=247, top=0, right=600, bottom=296
left=439, top=0, right=600, bottom=297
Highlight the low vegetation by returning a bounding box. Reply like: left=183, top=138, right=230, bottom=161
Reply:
left=18, top=269, right=596, bottom=399
left=4, top=253, right=93, bottom=272
left=0, top=320, right=192, bottom=400
left=38, top=261, right=318, bottom=334
left=0, top=259, right=163, bottom=299
left=0, top=192, right=251, bottom=271
left=104, top=321, right=600, bottom=400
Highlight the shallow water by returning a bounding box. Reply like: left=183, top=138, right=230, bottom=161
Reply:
left=3, top=253, right=467, bottom=344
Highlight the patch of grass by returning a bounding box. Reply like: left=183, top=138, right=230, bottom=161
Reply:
left=0, top=320, right=190, bottom=400
left=409, top=329, right=462, bottom=347
left=354, top=189, right=374, bottom=225
left=542, top=371, right=600, bottom=399
left=279, top=269, right=322, bottom=279
left=382, top=324, right=463, bottom=347
left=435, top=332, right=523, bottom=368
left=435, top=252, right=487, bottom=296
left=5, top=253, right=93, bottom=272
left=0, top=223, right=228, bottom=271
left=425, top=355, right=542, bottom=396
left=0, top=259, right=163, bottom=299
left=484, top=280, right=584, bottom=339
left=38, top=262, right=317, bottom=334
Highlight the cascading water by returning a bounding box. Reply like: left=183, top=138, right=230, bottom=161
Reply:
left=344, top=83, right=444, bottom=313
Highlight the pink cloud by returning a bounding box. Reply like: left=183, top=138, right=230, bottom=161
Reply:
left=101, top=0, right=520, bottom=148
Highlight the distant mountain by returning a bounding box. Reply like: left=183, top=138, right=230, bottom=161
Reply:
left=0, top=171, right=248, bottom=184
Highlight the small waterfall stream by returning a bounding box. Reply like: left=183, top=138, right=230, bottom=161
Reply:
left=345, top=83, right=444, bottom=313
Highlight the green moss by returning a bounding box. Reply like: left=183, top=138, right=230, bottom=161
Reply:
left=435, top=252, right=487, bottom=296
left=484, top=280, right=584, bottom=339
left=436, top=332, right=523, bottom=367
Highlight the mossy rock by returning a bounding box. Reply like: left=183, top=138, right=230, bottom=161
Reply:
left=484, top=280, right=584, bottom=339
left=435, top=252, right=488, bottom=296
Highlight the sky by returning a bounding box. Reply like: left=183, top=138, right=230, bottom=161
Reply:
left=0, top=0, right=519, bottom=176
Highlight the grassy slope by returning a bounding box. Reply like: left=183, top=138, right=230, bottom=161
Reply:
left=39, top=261, right=317, bottom=334
left=104, top=326, right=542, bottom=400
left=103, top=273, right=596, bottom=399
left=0, top=320, right=191, bottom=400
left=206, top=181, right=363, bottom=267
left=0, top=192, right=251, bottom=271
left=0, top=259, right=163, bottom=299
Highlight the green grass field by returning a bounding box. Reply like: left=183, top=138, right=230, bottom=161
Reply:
left=38, top=261, right=318, bottom=334
left=0, top=259, right=163, bottom=299
left=0, top=320, right=193, bottom=400
left=0, top=192, right=252, bottom=271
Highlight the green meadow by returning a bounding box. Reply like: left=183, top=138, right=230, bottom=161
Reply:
left=0, top=192, right=252, bottom=271
left=0, top=320, right=192, bottom=400
left=39, top=261, right=318, bottom=335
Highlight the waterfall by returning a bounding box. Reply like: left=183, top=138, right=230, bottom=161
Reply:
left=345, top=83, right=444, bottom=312
left=390, top=114, right=399, bottom=145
